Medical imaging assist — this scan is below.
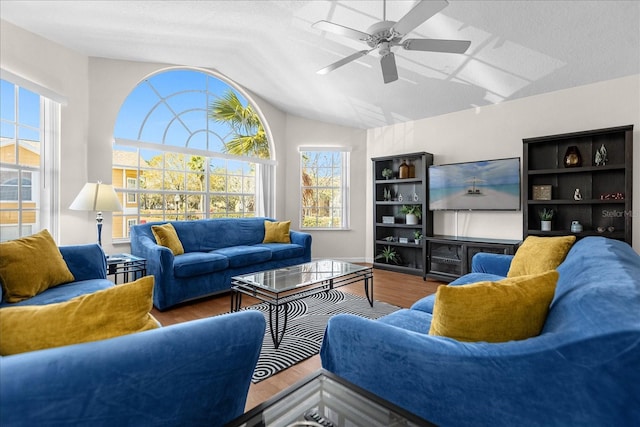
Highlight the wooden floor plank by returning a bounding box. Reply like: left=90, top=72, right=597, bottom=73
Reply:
left=150, top=265, right=443, bottom=411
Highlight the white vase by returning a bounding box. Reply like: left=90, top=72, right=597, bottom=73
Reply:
left=406, top=213, right=418, bottom=225
left=541, top=220, right=551, bottom=231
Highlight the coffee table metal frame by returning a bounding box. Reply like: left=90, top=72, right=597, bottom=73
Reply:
left=231, top=260, right=373, bottom=349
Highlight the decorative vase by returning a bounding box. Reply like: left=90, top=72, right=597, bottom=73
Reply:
left=541, top=220, right=552, bottom=231
left=563, top=146, right=582, bottom=168
left=398, top=159, right=409, bottom=179
left=406, top=213, right=418, bottom=225
left=408, top=160, right=415, bottom=178
left=570, top=221, right=583, bottom=233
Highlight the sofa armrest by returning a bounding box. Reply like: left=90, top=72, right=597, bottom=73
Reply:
left=471, top=252, right=513, bottom=276
left=320, top=313, right=640, bottom=426
left=0, top=311, right=265, bottom=427
left=290, top=230, right=312, bottom=260
left=59, top=244, right=107, bottom=281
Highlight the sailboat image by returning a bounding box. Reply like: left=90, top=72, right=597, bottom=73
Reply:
left=465, top=176, right=485, bottom=195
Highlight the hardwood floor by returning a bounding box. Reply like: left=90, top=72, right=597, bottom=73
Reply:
left=150, top=266, right=443, bottom=412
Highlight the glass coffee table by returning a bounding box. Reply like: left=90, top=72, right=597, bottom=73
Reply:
left=231, top=260, right=373, bottom=349
left=225, top=369, right=435, bottom=427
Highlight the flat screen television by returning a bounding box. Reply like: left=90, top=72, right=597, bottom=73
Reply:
left=429, top=157, right=521, bottom=211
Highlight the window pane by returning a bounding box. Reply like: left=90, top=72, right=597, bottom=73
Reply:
left=18, top=87, right=39, bottom=128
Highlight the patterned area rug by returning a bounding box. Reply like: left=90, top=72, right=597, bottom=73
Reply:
left=242, top=289, right=401, bottom=383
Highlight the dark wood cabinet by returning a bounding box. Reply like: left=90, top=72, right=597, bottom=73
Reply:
left=523, top=125, right=633, bottom=244
left=425, top=235, right=520, bottom=282
left=372, top=152, right=433, bottom=277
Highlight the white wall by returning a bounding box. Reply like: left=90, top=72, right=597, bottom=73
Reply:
left=366, top=74, right=640, bottom=258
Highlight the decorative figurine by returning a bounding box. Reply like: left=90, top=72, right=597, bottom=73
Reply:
left=595, top=144, right=608, bottom=166
left=574, top=188, right=583, bottom=201
left=383, top=187, right=391, bottom=201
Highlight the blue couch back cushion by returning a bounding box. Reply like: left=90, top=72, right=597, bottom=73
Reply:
left=545, top=237, right=640, bottom=338
left=134, top=217, right=272, bottom=253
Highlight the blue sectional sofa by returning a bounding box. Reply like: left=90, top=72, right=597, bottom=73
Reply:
left=321, top=236, right=640, bottom=426
left=0, top=243, right=266, bottom=426
left=130, top=217, right=312, bottom=310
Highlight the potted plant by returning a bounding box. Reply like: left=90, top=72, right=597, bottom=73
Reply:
left=382, top=168, right=393, bottom=180
left=375, top=246, right=402, bottom=264
left=539, top=208, right=554, bottom=231
left=401, top=205, right=422, bottom=225
left=413, top=230, right=423, bottom=244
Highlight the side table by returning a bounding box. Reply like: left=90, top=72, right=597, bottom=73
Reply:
left=106, top=253, right=147, bottom=284
left=226, top=369, right=435, bottom=427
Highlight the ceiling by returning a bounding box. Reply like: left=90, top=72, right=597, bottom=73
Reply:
left=2, top=0, right=639, bottom=129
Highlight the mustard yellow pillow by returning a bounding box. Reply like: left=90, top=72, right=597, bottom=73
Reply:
left=151, top=223, right=184, bottom=255
left=0, top=229, right=75, bottom=303
left=0, top=276, right=159, bottom=355
left=263, top=220, right=291, bottom=243
left=507, top=235, right=576, bottom=277
left=429, top=270, right=558, bottom=343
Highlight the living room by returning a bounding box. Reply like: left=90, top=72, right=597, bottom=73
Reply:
left=1, top=1, right=640, bottom=426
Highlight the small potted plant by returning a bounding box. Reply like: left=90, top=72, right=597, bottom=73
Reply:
left=401, top=205, right=422, bottom=225
left=375, top=246, right=402, bottom=264
left=413, top=230, right=423, bottom=244
left=539, top=208, right=554, bottom=231
left=382, top=168, right=393, bottom=180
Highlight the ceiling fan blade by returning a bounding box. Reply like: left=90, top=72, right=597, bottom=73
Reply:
left=317, top=50, right=372, bottom=75
left=380, top=52, right=398, bottom=84
left=403, top=38, right=471, bottom=54
left=392, top=0, right=448, bottom=36
left=312, top=20, right=371, bottom=41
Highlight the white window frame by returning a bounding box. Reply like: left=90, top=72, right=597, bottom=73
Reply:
left=298, top=146, right=351, bottom=230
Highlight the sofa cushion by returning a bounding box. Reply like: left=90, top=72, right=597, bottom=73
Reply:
left=0, top=276, right=159, bottom=355
left=255, top=243, right=305, bottom=261
left=263, top=220, right=291, bottom=243
left=151, top=223, right=185, bottom=255
left=1, top=279, right=114, bottom=308
left=212, top=246, right=272, bottom=268
left=173, top=252, right=229, bottom=278
left=507, top=235, right=575, bottom=277
left=0, top=229, right=75, bottom=303
left=429, top=270, right=558, bottom=342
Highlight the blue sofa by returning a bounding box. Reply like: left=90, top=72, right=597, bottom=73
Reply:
left=130, top=217, right=312, bottom=310
left=0, top=244, right=266, bottom=427
left=321, top=237, right=640, bottom=426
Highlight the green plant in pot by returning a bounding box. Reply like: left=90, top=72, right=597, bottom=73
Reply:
left=401, top=205, right=422, bottom=225
left=539, top=208, right=554, bottom=231
left=375, top=246, right=402, bottom=264
left=413, top=230, right=423, bottom=244
left=382, top=168, right=393, bottom=180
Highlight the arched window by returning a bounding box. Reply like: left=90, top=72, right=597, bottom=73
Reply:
left=111, top=68, right=273, bottom=240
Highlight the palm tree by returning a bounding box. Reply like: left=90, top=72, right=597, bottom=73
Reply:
left=208, top=90, right=269, bottom=159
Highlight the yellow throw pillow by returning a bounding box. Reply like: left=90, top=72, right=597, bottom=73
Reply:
left=507, top=235, right=576, bottom=277
left=151, top=223, right=184, bottom=255
left=0, top=276, right=159, bottom=356
left=263, top=220, right=291, bottom=244
left=429, top=270, right=558, bottom=343
left=0, top=229, right=75, bottom=303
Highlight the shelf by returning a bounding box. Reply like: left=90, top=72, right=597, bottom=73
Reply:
left=527, top=164, right=626, bottom=175
left=376, top=223, right=423, bottom=228
left=376, top=240, right=423, bottom=248
left=527, top=199, right=626, bottom=205
left=527, top=230, right=626, bottom=239
left=375, top=178, right=422, bottom=184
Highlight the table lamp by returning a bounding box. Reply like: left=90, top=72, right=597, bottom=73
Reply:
left=70, top=182, right=123, bottom=246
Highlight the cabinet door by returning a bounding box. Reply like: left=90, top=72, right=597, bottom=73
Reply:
left=428, top=241, right=463, bottom=279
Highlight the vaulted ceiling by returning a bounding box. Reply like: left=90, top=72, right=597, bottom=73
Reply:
left=2, top=0, right=639, bottom=129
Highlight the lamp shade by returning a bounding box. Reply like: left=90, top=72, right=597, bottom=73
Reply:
left=70, top=182, right=122, bottom=212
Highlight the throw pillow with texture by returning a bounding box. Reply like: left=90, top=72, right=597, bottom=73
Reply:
left=151, top=223, right=185, bottom=255
left=0, top=276, right=159, bottom=355
left=263, top=220, right=291, bottom=243
left=507, top=235, right=576, bottom=277
left=429, top=270, right=558, bottom=343
left=0, top=229, right=75, bottom=303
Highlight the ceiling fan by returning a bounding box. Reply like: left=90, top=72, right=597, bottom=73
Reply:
left=313, top=0, right=471, bottom=83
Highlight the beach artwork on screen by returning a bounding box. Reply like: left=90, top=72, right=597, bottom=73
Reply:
left=429, top=158, right=521, bottom=211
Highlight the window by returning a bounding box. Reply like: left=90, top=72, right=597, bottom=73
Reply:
left=0, top=76, right=60, bottom=242
left=299, top=147, right=350, bottom=229
left=112, top=68, right=273, bottom=241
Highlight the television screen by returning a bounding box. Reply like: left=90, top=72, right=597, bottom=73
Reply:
left=429, top=157, right=521, bottom=211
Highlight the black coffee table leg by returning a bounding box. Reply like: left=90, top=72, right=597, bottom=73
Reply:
left=268, top=302, right=288, bottom=349
left=364, top=275, right=374, bottom=307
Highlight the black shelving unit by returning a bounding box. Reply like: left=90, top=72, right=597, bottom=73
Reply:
left=522, top=125, right=633, bottom=244
left=372, top=152, right=433, bottom=278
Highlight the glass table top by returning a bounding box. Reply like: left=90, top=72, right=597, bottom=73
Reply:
left=232, top=259, right=370, bottom=293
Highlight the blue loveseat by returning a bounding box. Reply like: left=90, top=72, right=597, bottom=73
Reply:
left=321, top=236, right=640, bottom=426
left=0, top=243, right=266, bottom=426
left=130, top=217, right=312, bottom=310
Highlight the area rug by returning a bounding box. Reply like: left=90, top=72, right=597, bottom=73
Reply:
left=242, top=289, right=401, bottom=383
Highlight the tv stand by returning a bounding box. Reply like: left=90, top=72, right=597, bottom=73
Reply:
left=425, top=235, right=520, bottom=282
